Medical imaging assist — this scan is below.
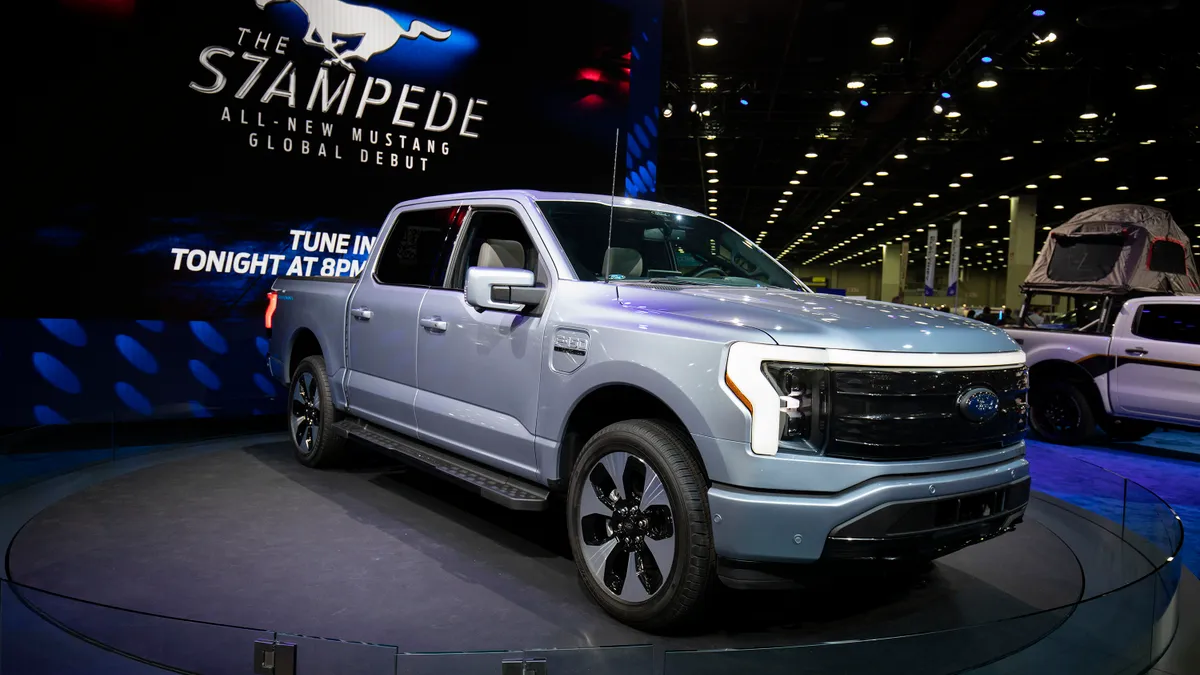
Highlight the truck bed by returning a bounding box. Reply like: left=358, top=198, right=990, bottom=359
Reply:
left=268, top=276, right=356, bottom=385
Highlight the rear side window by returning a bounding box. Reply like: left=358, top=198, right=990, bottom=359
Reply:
left=1133, top=304, right=1200, bottom=345
left=1148, top=239, right=1187, bottom=275
left=1047, top=234, right=1124, bottom=282
left=374, top=207, right=462, bottom=286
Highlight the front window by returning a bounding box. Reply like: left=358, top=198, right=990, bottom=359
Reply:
left=536, top=200, right=808, bottom=291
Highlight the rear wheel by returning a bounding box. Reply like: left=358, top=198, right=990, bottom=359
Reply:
left=566, top=420, right=715, bottom=632
left=1029, top=380, right=1096, bottom=446
left=1101, top=417, right=1158, bottom=443
left=288, top=355, right=346, bottom=467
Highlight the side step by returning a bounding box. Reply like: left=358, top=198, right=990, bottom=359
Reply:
left=332, top=418, right=550, bottom=511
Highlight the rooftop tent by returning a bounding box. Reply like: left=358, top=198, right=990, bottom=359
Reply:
left=1023, top=204, right=1200, bottom=295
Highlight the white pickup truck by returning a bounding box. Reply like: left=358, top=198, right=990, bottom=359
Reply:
left=1007, top=295, right=1199, bottom=444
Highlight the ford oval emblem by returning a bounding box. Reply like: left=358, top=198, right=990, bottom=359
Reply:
left=957, top=387, right=1000, bottom=423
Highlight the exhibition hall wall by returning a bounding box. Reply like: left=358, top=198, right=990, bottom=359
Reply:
left=2, top=0, right=662, bottom=428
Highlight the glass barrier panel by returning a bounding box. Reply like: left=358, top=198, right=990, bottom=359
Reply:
left=1, top=580, right=275, bottom=674
left=275, top=632, right=400, bottom=675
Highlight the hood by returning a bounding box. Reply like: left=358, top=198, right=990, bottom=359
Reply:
left=616, top=285, right=1018, bottom=354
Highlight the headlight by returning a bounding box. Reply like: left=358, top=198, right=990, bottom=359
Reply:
left=724, top=342, right=831, bottom=456
left=762, top=363, right=829, bottom=451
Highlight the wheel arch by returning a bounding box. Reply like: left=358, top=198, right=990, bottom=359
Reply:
left=286, top=328, right=323, bottom=381
left=555, top=382, right=704, bottom=490
left=1029, top=358, right=1108, bottom=417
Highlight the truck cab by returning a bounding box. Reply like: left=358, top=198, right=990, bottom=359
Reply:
left=266, top=190, right=1032, bottom=631
left=1008, top=294, right=1200, bottom=444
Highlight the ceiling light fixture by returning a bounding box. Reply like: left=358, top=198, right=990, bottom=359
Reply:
left=708, top=178, right=719, bottom=183
left=928, top=193, right=940, bottom=199
left=1116, top=185, right=1129, bottom=191
left=828, top=102, right=846, bottom=118
left=1135, top=74, right=1157, bottom=91
left=696, top=28, right=718, bottom=47
left=796, top=169, right=809, bottom=174
left=1049, top=174, right=1062, bottom=179
left=704, top=151, right=718, bottom=157
left=1080, top=196, right=1092, bottom=201
left=847, top=77, right=866, bottom=89
left=1054, top=205, right=1064, bottom=209
left=871, top=25, right=894, bottom=46
left=1154, top=197, right=1166, bottom=202
left=805, top=148, right=818, bottom=158
left=1094, top=156, right=1110, bottom=162
left=700, top=81, right=717, bottom=90
left=689, top=102, right=698, bottom=113
left=894, top=150, right=908, bottom=160
left=706, top=169, right=718, bottom=174
left=1079, top=104, right=1100, bottom=120
left=877, top=170, right=889, bottom=176
left=961, top=172, right=974, bottom=178
left=850, top=192, right=861, bottom=197
left=783, top=191, right=793, bottom=195
left=1025, top=184, right=1038, bottom=189
left=789, top=180, right=800, bottom=185
left=863, top=181, right=875, bottom=186
left=1000, top=155, right=1014, bottom=161
left=662, top=104, right=673, bottom=118
left=1155, top=176, right=1168, bottom=181
left=976, top=68, right=998, bottom=89
left=708, top=189, right=717, bottom=194
left=949, top=182, right=961, bottom=188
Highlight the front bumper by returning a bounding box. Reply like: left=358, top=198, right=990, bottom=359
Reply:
left=706, top=454, right=1030, bottom=565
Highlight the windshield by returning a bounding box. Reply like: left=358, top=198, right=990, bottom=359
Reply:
left=536, top=200, right=809, bottom=291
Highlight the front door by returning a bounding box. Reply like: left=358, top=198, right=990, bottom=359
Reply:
left=414, top=204, right=550, bottom=479
left=346, top=205, right=462, bottom=436
left=1108, top=299, right=1200, bottom=425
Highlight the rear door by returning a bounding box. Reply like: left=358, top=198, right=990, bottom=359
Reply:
left=1107, top=298, right=1200, bottom=425
left=413, top=201, right=552, bottom=479
left=345, top=205, right=463, bottom=436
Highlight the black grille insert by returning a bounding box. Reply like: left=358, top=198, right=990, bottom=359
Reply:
left=826, top=366, right=1028, bottom=461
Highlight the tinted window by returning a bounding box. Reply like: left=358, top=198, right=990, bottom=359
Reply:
left=449, top=209, right=540, bottom=289
left=1148, top=240, right=1187, bottom=275
left=1047, top=233, right=1124, bottom=282
left=374, top=207, right=460, bottom=286
left=1134, top=304, right=1200, bottom=345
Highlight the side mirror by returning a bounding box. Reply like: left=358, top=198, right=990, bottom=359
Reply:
left=465, top=267, right=546, bottom=312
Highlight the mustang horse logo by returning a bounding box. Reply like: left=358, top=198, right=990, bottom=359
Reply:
left=255, top=0, right=452, bottom=71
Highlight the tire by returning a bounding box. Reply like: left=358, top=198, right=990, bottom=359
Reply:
left=1029, top=380, right=1096, bottom=445
left=1101, top=417, right=1158, bottom=443
left=288, top=355, right=346, bottom=468
left=566, top=420, right=715, bottom=632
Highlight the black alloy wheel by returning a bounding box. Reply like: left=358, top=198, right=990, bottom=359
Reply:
left=288, top=355, right=346, bottom=467
left=566, top=419, right=715, bottom=631
left=1029, top=380, right=1095, bottom=446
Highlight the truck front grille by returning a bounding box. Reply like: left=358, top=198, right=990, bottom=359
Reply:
left=826, top=366, right=1028, bottom=461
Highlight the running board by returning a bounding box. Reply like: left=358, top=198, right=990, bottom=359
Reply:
left=332, top=419, right=550, bottom=511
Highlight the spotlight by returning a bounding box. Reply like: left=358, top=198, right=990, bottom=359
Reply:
left=976, top=68, right=998, bottom=88
left=706, top=169, right=718, bottom=174
left=1049, top=174, right=1062, bottom=179
left=1094, top=156, right=1109, bottom=162
left=696, top=28, right=718, bottom=47
left=805, top=148, right=818, bottom=158
left=940, top=92, right=952, bottom=99
left=689, top=102, right=698, bottom=113
left=945, top=108, right=961, bottom=119
left=949, top=182, right=961, bottom=188
left=1079, top=104, right=1099, bottom=120
left=700, top=109, right=711, bottom=116
left=1155, top=175, right=1168, bottom=180
left=981, top=56, right=993, bottom=64
left=739, top=98, right=749, bottom=106
left=700, top=81, right=717, bottom=90
left=796, top=169, right=809, bottom=175
left=1135, top=74, right=1157, bottom=91
left=829, top=102, right=846, bottom=117
left=876, top=170, right=889, bottom=176
left=871, top=25, right=894, bottom=46
left=1116, top=185, right=1129, bottom=191
left=859, top=99, right=869, bottom=107
left=1025, top=184, right=1038, bottom=189
left=662, top=104, right=673, bottom=118
left=863, top=181, right=875, bottom=186
left=1000, top=155, right=1014, bottom=161
left=933, top=103, right=944, bottom=114
left=894, top=151, right=908, bottom=160
left=846, top=77, right=865, bottom=89
left=1032, top=9, right=1045, bottom=17
left=705, top=151, right=718, bottom=157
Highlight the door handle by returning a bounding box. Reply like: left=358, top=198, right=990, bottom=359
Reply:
left=1125, top=347, right=1148, bottom=356
left=419, top=316, right=448, bottom=332
left=350, top=307, right=373, bottom=321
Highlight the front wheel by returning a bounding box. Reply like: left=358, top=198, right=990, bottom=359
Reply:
left=1029, top=380, right=1096, bottom=446
left=566, top=420, right=715, bottom=632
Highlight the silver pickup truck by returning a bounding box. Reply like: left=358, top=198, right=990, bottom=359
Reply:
left=265, top=190, right=1032, bottom=630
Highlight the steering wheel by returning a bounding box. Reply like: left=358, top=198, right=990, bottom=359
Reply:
left=688, top=265, right=725, bottom=278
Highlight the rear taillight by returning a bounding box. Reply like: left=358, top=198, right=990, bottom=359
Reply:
left=265, top=291, right=278, bottom=331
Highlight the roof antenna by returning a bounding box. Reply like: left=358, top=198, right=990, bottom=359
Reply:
left=602, top=127, right=620, bottom=282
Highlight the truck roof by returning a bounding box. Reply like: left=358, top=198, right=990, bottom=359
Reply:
left=395, top=190, right=707, bottom=218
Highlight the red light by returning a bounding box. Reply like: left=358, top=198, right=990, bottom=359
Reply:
left=577, top=68, right=603, bottom=83
left=265, top=291, right=278, bottom=330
